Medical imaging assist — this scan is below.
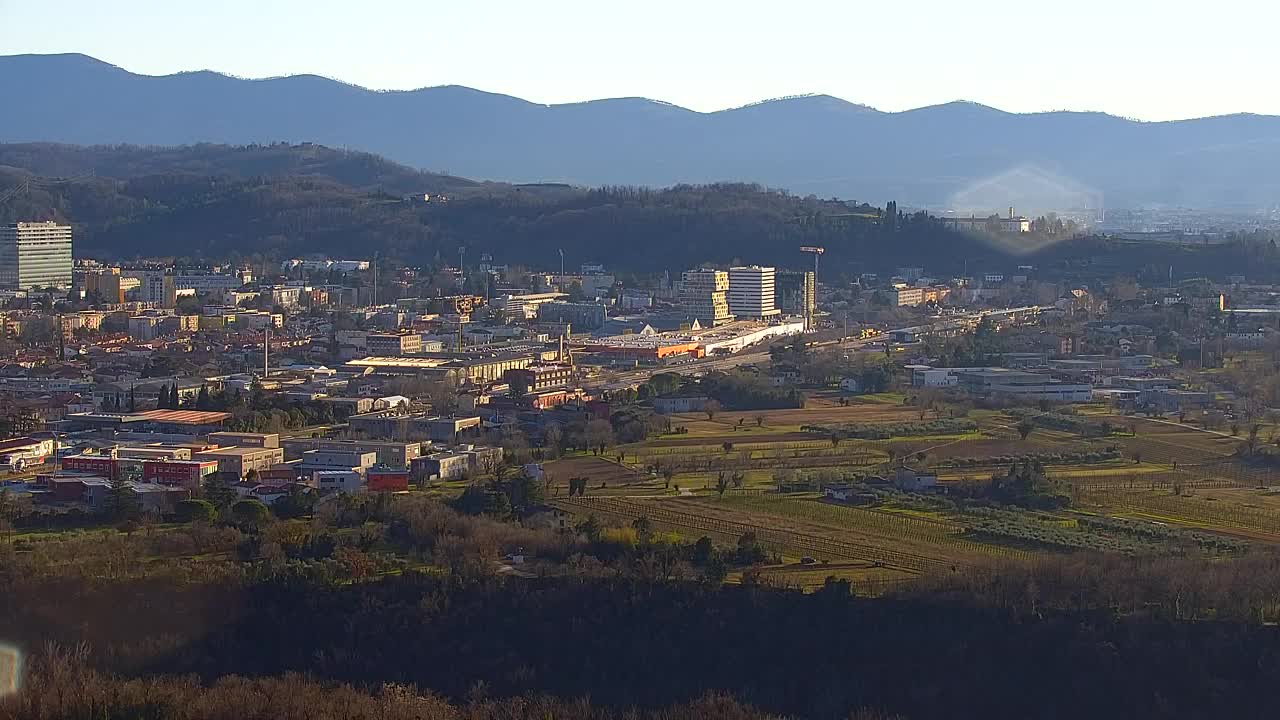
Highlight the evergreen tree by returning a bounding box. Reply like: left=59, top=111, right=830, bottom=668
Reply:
left=196, top=384, right=211, bottom=410
left=127, top=385, right=137, bottom=412
left=105, top=475, right=141, bottom=522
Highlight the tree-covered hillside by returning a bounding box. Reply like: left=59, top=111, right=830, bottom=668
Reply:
left=3, top=142, right=1279, bottom=278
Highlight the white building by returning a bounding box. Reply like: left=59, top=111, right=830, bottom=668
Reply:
left=0, top=221, right=73, bottom=290
left=728, top=266, right=780, bottom=320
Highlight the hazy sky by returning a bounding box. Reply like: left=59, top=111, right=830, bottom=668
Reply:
left=2, top=0, right=1274, bottom=120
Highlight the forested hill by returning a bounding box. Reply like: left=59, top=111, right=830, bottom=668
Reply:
left=2, top=141, right=1279, bottom=278
left=0, top=142, right=480, bottom=195
left=7, top=53, right=1280, bottom=207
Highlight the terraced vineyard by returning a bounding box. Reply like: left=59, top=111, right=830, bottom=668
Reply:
left=1080, top=489, right=1280, bottom=540
left=551, top=496, right=955, bottom=573
left=707, top=495, right=1034, bottom=562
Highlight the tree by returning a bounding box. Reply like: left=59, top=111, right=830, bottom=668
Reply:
left=575, top=514, right=603, bottom=543
left=715, top=471, right=731, bottom=497
left=175, top=499, right=217, bottom=523
left=583, top=418, right=615, bottom=456
left=631, top=515, right=653, bottom=543
left=543, top=422, right=563, bottom=459
left=231, top=499, right=271, bottom=530
left=1017, top=420, right=1035, bottom=441
left=196, top=384, right=212, bottom=410
left=127, top=384, right=137, bottom=412
left=754, top=415, right=765, bottom=428
left=202, top=474, right=238, bottom=509
left=658, top=461, right=677, bottom=490
left=721, top=441, right=734, bottom=454
left=703, top=399, right=722, bottom=421
left=105, top=475, right=141, bottom=522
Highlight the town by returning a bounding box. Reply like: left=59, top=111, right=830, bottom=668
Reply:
left=0, top=216, right=1276, bottom=580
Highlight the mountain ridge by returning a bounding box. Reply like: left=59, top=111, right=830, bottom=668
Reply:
left=4, top=53, right=1280, bottom=207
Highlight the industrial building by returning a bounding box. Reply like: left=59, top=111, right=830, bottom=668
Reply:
left=536, top=301, right=608, bottom=330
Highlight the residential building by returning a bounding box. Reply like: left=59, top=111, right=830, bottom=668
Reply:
left=889, top=287, right=925, bottom=307
left=123, top=269, right=177, bottom=308
left=504, top=363, right=574, bottom=393
left=653, top=396, right=712, bottom=414
left=0, top=221, right=73, bottom=290
left=79, top=266, right=124, bottom=303
left=680, top=269, right=734, bottom=325
left=367, top=333, right=423, bottom=356
left=727, top=266, right=780, bottom=320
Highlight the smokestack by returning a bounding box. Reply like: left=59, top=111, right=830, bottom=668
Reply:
left=1009, top=206, right=1014, bottom=219
left=264, top=326, right=270, bottom=378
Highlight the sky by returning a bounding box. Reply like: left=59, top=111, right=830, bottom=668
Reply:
left=1, top=0, right=1275, bottom=121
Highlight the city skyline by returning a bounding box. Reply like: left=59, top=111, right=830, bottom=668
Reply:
left=3, top=0, right=1278, bottom=122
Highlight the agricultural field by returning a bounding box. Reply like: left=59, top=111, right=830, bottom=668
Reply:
left=540, top=394, right=1280, bottom=592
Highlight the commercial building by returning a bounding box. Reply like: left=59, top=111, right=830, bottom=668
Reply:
left=0, top=221, right=73, bottom=290
left=680, top=269, right=733, bottom=325
left=310, top=470, right=363, bottom=494
left=536, top=301, right=608, bottom=330
left=727, top=266, right=780, bottom=320
left=193, top=446, right=287, bottom=477
left=491, top=292, right=567, bottom=320
left=366, top=465, right=410, bottom=492
left=300, top=449, right=378, bottom=474
left=953, top=368, right=1092, bottom=402
left=348, top=411, right=483, bottom=443
left=281, top=438, right=422, bottom=468
left=208, top=432, right=280, bottom=448
left=141, top=459, right=220, bottom=490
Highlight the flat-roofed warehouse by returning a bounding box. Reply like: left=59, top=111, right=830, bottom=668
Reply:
left=61, top=409, right=232, bottom=434
left=344, top=345, right=557, bottom=385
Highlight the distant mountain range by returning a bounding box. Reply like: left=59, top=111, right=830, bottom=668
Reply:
left=4, top=53, right=1280, bottom=209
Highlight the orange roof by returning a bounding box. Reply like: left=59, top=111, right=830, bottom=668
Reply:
left=135, top=409, right=231, bottom=425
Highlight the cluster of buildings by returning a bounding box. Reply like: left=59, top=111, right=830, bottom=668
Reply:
left=678, top=266, right=814, bottom=327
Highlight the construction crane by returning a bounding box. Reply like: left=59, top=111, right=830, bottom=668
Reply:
left=799, top=246, right=824, bottom=331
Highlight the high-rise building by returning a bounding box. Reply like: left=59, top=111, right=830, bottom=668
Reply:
left=728, top=266, right=779, bottom=320
left=680, top=269, right=734, bottom=326
left=776, top=270, right=816, bottom=327
left=0, top=221, right=73, bottom=291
